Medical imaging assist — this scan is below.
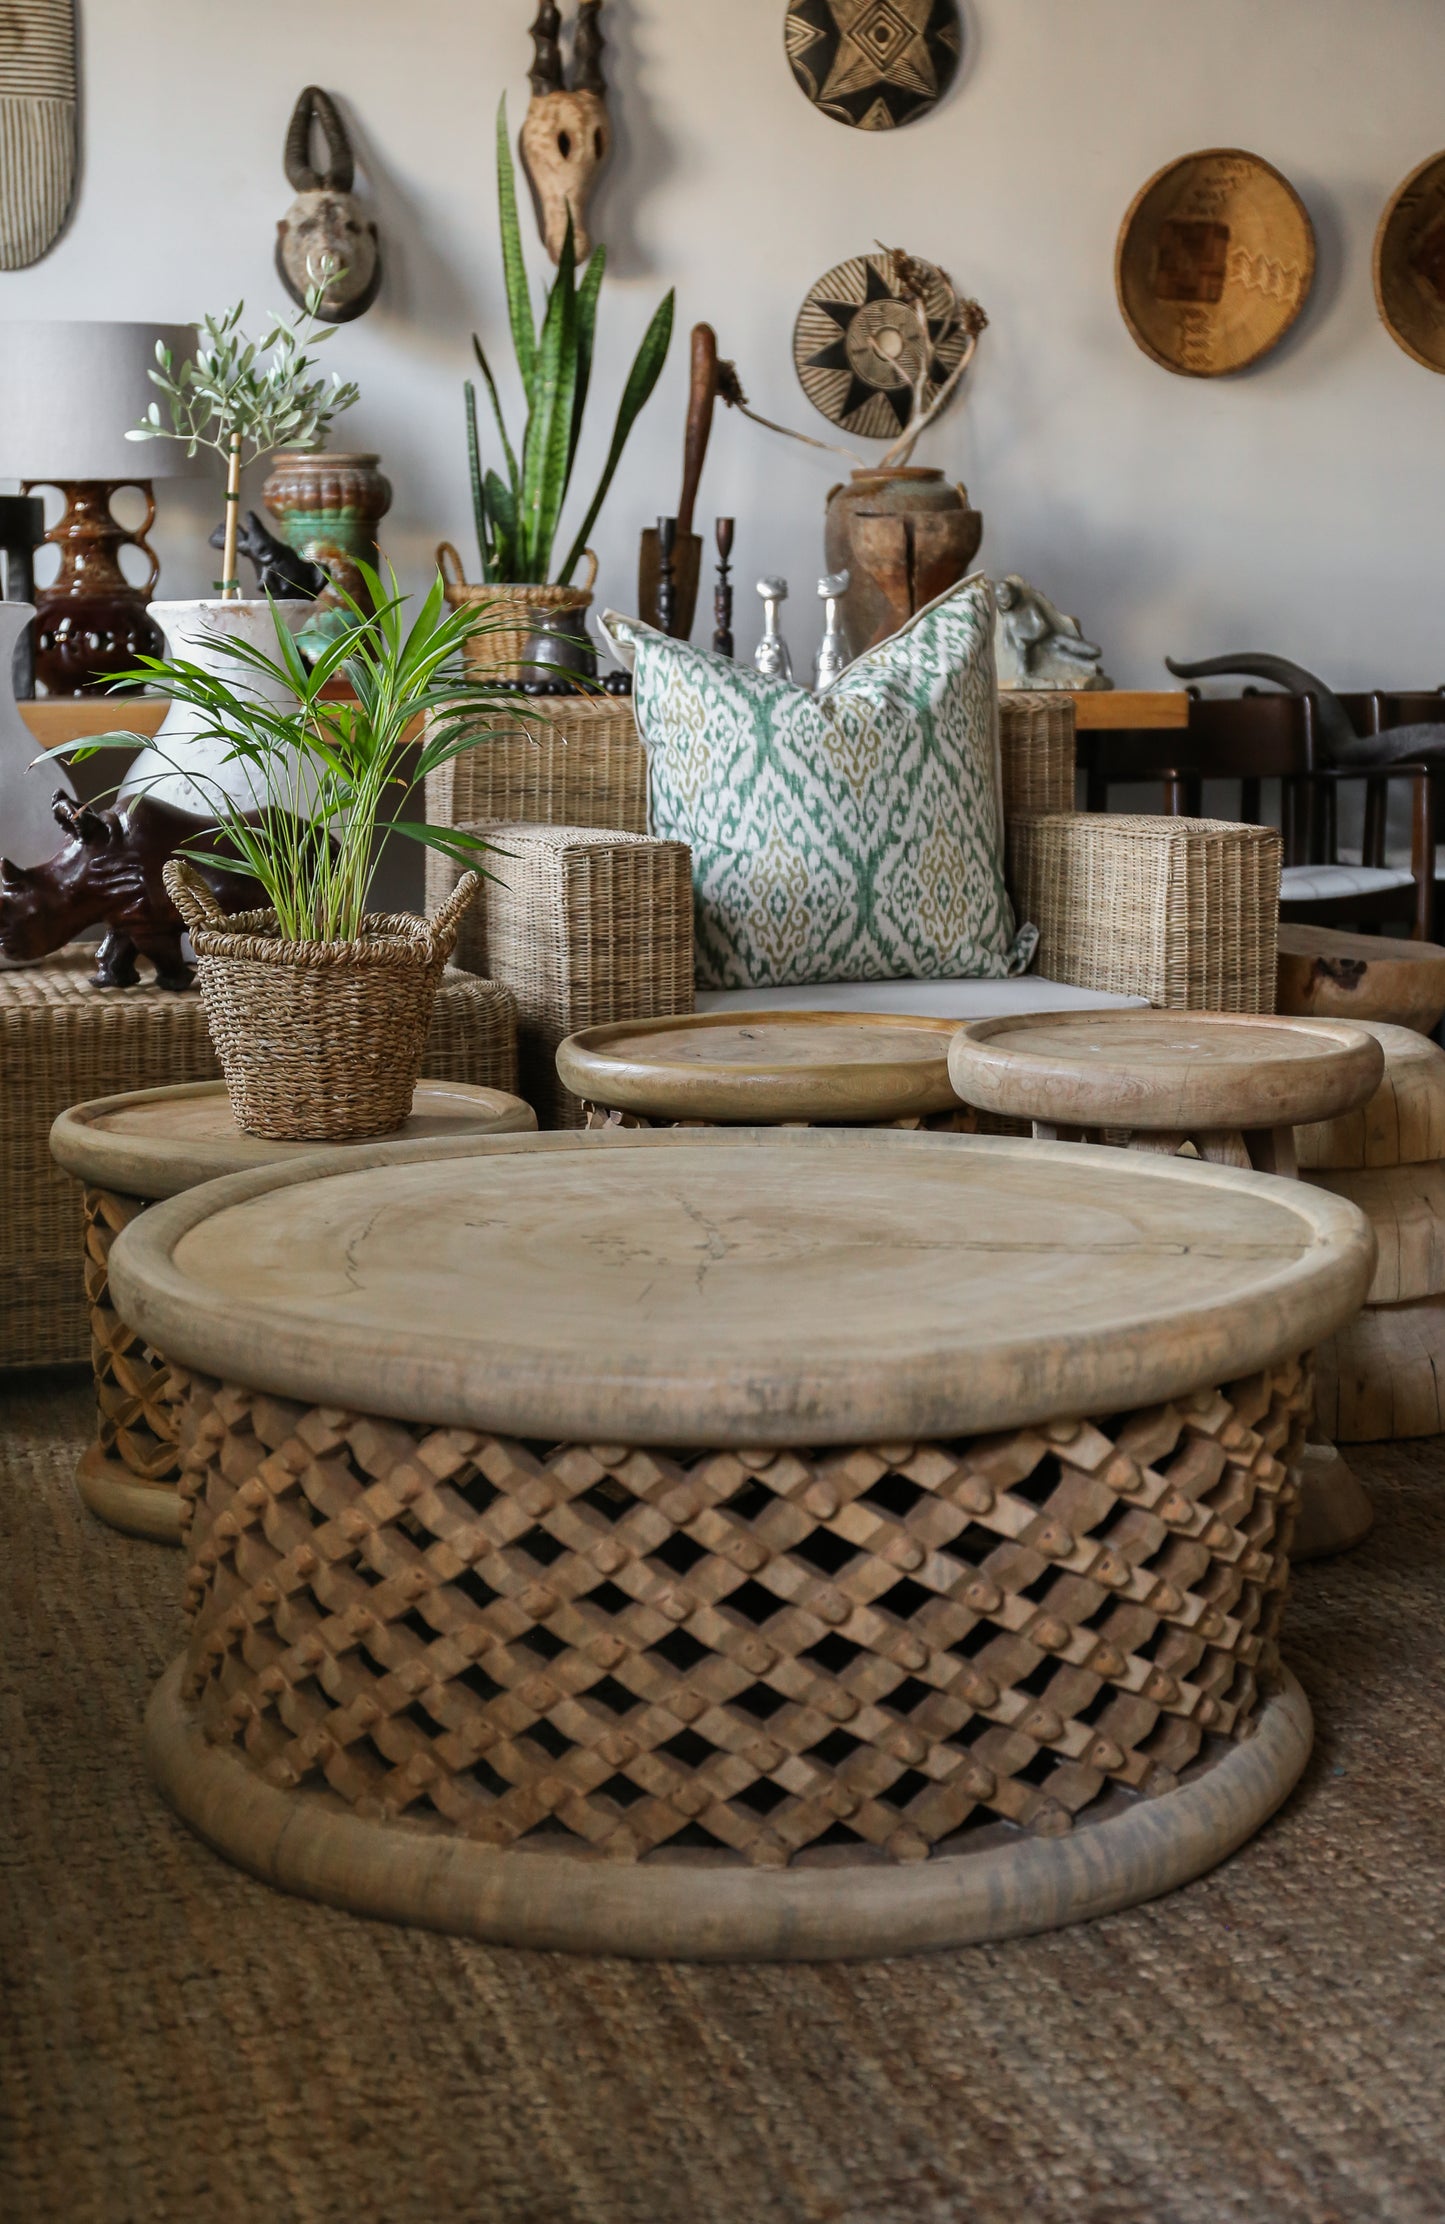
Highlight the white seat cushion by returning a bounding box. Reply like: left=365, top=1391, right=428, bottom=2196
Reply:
left=695, top=976, right=1147, bottom=1020
left=1280, top=864, right=1414, bottom=901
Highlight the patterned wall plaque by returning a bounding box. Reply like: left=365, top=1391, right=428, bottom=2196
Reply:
left=1115, top=148, right=1316, bottom=378
left=0, top=0, right=77, bottom=269
left=1375, top=151, right=1445, bottom=373
left=784, top=0, right=961, bottom=132
left=794, top=250, right=969, bottom=438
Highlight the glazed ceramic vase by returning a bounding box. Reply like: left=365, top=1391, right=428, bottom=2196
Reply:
left=119, top=600, right=312, bottom=819
left=0, top=601, right=71, bottom=866
left=824, top=468, right=983, bottom=657
left=262, top=450, right=392, bottom=604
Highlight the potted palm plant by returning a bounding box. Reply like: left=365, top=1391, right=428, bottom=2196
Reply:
left=438, top=99, right=674, bottom=676
left=50, top=569, right=520, bottom=1143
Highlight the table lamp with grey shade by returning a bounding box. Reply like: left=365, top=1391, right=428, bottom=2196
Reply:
left=0, top=321, right=202, bottom=696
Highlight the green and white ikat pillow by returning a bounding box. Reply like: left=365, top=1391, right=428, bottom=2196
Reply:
left=601, top=575, right=1037, bottom=991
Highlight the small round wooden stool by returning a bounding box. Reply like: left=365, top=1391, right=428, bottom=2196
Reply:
left=1277, top=924, right=1445, bottom=1036
left=557, top=1010, right=975, bottom=1129
left=109, top=1127, right=1370, bottom=1959
left=947, top=1011, right=1386, bottom=1561
left=49, top=1078, right=536, bottom=1545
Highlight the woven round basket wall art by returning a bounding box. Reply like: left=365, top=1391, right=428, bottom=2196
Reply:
left=1374, top=151, right=1445, bottom=372
left=794, top=250, right=971, bottom=438
left=1115, top=148, right=1316, bottom=378
left=784, top=0, right=962, bottom=131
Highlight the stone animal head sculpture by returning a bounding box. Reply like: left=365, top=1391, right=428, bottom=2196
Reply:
left=276, top=86, right=381, bottom=323
left=520, top=2, right=611, bottom=264
left=1, top=792, right=275, bottom=991
left=994, top=576, right=1112, bottom=692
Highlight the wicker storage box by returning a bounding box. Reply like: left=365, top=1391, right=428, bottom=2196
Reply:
left=431, top=822, right=695, bottom=1128
left=998, top=692, right=1076, bottom=821
left=1, top=952, right=518, bottom=1369
left=1009, top=812, right=1282, bottom=1011
left=426, top=695, right=649, bottom=845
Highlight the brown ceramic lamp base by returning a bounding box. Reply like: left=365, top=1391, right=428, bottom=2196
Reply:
left=24, top=479, right=163, bottom=696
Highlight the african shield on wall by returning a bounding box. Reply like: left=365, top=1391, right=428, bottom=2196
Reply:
left=0, top=0, right=78, bottom=270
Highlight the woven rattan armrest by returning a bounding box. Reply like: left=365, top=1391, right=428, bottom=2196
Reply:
left=429, top=822, right=695, bottom=1127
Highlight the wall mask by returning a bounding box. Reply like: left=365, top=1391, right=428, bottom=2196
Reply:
left=276, top=86, right=382, bottom=323
left=519, top=2, right=611, bottom=264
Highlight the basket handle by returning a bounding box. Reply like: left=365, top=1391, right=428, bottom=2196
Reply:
left=436, top=540, right=468, bottom=591
left=164, top=857, right=228, bottom=933
left=427, top=869, right=480, bottom=953
left=574, top=548, right=599, bottom=595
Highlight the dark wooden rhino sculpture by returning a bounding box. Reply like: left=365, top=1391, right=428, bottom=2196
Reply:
left=0, top=792, right=274, bottom=991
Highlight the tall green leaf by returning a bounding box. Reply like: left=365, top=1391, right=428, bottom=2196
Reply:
left=464, top=381, right=494, bottom=584
left=495, top=98, right=536, bottom=403
left=519, top=216, right=580, bottom=581
left=485, top=469, right=520, bottom=578
left=567, top=244, right=607, bottom=507
left=558, top=288, right=676, bottom=585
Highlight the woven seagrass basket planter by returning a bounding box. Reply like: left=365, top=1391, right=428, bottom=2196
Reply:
left=164, top=861, right=478, bottom=1143
left=437, top=541, right=598, bottom=681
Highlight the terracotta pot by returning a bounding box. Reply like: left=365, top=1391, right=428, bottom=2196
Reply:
left=824, top=468, right=983, bottom=657
left=263, top=450, right=392, bottom=603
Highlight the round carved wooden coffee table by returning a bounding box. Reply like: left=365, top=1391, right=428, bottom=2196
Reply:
left=110, top=1128, right=1370, bottom=1960
left=948, top=1011, right=1385, bottom=1561
left=556, top=1010, right=975, bottom=1128
left=49, top=1079, right=536, bottom=1545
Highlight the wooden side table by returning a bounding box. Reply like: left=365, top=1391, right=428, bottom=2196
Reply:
left=49, top=1079, right=536, bottom=1544
left=556, top=1011, right=977, bottom=1129
left=947, top=1010, right=1385, bottom=1560
left=111, top=1126, right=1370, bottom=1959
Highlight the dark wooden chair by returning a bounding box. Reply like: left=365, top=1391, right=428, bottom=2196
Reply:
left=1079, top=690, right=1441, bottom=940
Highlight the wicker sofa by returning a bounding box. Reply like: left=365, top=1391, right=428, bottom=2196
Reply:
left=423, top=692, right=1180, bottom=1127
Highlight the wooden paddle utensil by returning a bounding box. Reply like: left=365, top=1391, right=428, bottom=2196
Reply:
left=639, top=323, right=718, bottom=636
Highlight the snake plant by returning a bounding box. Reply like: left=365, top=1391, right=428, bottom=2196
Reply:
left=466, top=98, right=674, bottom=586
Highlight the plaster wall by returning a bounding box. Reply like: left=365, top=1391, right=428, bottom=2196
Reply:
left=5, top=0, right=1443, bottom=691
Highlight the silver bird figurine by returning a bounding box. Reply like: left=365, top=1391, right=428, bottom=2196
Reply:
left=813, top=569, right=851, bottom=692
left=753, top=576, right=793, bottom=682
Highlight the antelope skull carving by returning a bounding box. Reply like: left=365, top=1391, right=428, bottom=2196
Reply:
left=519, top=2, right=611, bottom=264
left=276, top=86, right=382, bottom=322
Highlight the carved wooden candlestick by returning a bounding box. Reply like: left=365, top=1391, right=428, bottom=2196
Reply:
left=713, top=516, right=735, bottom=657
left=22, top=479, right=163, bottom=696
left=655, top=515, right=678, bottom=637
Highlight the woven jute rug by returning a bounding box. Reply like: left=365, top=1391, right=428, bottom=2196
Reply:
left=2, top=1376, right=1442, bottom=2224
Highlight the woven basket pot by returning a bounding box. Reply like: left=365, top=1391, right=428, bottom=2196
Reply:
left=437, top=541, right=598, bottom=680
left=164, top=861, right=479, bottom=1143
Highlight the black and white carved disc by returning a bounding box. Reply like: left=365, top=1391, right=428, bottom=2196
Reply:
left=793, top=251, right=968, bottom=440
left=784, top=0, right=961, bottom=132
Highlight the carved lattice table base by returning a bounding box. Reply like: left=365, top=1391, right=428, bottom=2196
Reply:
left=80, top=1187, right=186, bottom=1543
left=146, top=1358, right=1316, bottom=1957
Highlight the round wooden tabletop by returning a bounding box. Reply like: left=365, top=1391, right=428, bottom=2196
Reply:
left=947, top=1011, right=1384, bottom=1134
left=50, top=1078, right=537, bottom=1200
left=555, top=1010, right=965, bottom=1123
left=108, top=1128, right=1373, bottom=1448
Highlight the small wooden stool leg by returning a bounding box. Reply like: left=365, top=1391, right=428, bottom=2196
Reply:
left=1244, top=1125, right=1299, bottom=1179
left=78, top=1187, right=185, bottom=1545
left=1293, top=1442, right=1374, bottom=1560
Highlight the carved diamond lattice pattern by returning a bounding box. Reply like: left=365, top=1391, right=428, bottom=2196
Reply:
left=178, top=1363, right=1308, bottom=1869
left=84, top=1186, right=184, bottom=1485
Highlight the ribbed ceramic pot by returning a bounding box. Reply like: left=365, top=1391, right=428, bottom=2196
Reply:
left=262, top=451, right=392, bottom=600
left=0, top=601, right=65, bottom=868
left=824, top=468, right=983, bottom=656
left=119, top=601, right=313, bottom=819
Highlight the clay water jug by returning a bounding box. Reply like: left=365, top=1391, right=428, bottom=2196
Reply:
left=824, top=469, right=983, bottom=657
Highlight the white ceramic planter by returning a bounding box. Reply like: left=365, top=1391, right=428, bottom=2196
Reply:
left=0, top=601, right=74, bottom=867
left=119, top=599, right=313, bottom=818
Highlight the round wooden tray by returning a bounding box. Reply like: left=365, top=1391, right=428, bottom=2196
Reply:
left=1374, top=150, right=1445, bottom=372
left=108, top=1128, right=1373, bottom=1448
left=556, top=1010, right=965, bottom=1124
left=146, top=1659, right=1311, bottom=1963
left=1116, top=148, right=1315, bottom=377
left=948, top=1012, right=1382, bottom=1136
left=51, top=1077, right=536, bottom=1201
